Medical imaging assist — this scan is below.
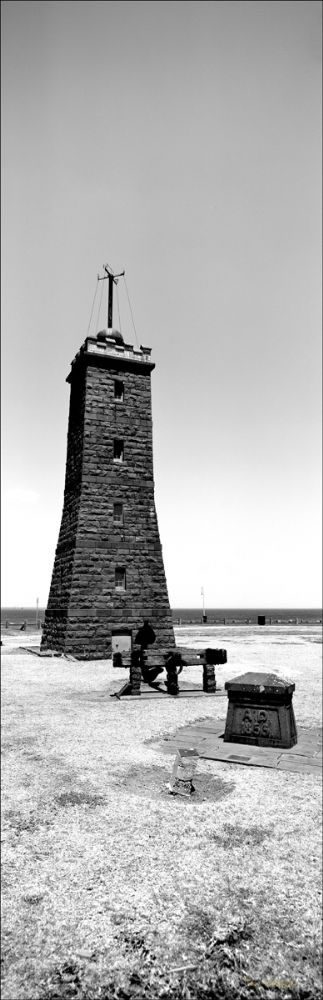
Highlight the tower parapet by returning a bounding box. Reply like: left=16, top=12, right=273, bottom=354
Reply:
left=69, top=330, right=154, bottom=377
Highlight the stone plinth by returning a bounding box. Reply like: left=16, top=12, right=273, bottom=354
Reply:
left=224, top=672, right=297, bottom=749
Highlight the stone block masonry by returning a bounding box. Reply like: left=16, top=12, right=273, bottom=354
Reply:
left=41, top=333, right=175, bottom=658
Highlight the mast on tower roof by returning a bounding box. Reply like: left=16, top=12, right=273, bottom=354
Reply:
left=97, top=263, right=125, bottom=328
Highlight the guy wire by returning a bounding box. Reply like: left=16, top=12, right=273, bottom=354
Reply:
left=95, top=275, right=105, bottom=333
left=86, top=278, right=99, bottom=335
left=124, top=276, right=139, bottom=345
left=116, top=283, right=122, bottom=333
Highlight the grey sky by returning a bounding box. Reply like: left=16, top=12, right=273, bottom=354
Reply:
left=1, top=0, right=322, bottom=607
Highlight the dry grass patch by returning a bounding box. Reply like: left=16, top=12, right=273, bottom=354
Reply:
left=210, top=823, right=274, bottom=848
left=55, top=791, right=106, bottom=808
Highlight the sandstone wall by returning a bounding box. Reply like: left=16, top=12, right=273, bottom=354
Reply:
left=41, top=352, right=175, bottom=657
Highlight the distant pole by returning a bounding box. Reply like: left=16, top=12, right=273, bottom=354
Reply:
left=201, top=587, right=207, bottom=623
left=36, top=597, right=39, bottom=629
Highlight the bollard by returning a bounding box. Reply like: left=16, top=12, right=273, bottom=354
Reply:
left=168, top=748, right=199, bottom=796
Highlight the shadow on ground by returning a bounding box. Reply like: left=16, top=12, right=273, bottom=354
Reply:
left=112, top=763, right=235, bottom=804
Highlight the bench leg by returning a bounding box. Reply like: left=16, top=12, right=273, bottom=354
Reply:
left=166, top=664, right=179, bottom=696
left=130, top=652, right=141, bottom=695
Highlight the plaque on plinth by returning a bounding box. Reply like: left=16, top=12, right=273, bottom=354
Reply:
left=223, top=672, right=297, bottom=749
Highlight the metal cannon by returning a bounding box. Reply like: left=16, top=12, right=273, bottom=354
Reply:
left=110, top=645, right=227, bottom=698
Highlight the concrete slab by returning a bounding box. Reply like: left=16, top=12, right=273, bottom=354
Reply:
left=277, top=756, right=322, bottom=772
left=227, top=753, right=281, bottom=768
left=118, top=682, right=226, bottom=699
left=198, top=747, right=281, bottom=768
left=159, top=724, right=322, bottom=774
left=180, top=723, right=226, bottom=735
left=121, top=689, right=226, bottom=699
left=277, top=752, right=320, bottom=765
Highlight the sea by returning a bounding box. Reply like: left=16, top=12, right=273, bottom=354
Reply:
left=1, top=606, right=322, bottom=629
left=172, top=607, right=322, bottom=625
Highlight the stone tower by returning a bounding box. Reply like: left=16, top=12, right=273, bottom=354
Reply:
left=41, top=268, right=175, bottom=658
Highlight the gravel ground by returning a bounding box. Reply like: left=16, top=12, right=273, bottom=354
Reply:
left=1, top=625, right=322, bottom=1000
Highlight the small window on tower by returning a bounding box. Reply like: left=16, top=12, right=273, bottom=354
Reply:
left=113, top=502, right=123, bottom=525
left=115, top=567, right=126, bottom=590
left=113, top=439, right=124, bottom=462
left=114, top=380, right=124, bottom=401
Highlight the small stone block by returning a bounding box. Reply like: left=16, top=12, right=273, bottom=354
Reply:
left=223, top=671, right=297, bottom=749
